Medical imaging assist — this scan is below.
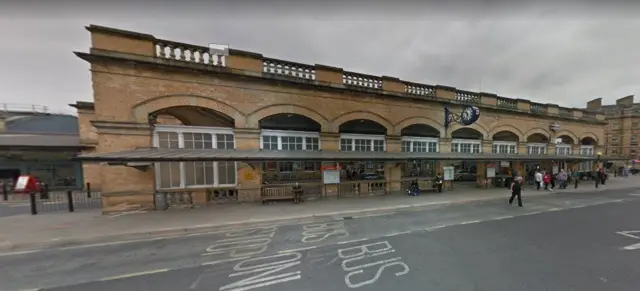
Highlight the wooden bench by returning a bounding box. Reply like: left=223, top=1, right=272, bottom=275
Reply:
left=261, top=186, right=294, bottom=203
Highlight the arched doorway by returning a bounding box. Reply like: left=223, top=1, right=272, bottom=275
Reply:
left=555, top=135, right=575, bottom=156
left=450, top=127, right=483, bottom=183
left=579, top=136, right=597, bottom=173
left=400, top=124, right=440, bottom=178
left=492, top=131, right=519, bottom=154
left=258, top=113, right=322, bottom=184
left=451, top=128, right=483, bottom=153
left=491, top=130, right=520, bottom=185
left=526, top=133, right=549, bottom=155
left=339, top=119, right=387, bottom=182
left=151, top=106, right=237, bottom=193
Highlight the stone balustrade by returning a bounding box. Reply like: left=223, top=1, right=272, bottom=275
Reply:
left=86, top=24, right=606, bottom=123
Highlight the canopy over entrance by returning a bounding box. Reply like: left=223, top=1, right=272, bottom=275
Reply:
left=75, top=148, right=617, bottom=162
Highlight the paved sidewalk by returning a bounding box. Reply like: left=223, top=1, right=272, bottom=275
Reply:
left=0, top=176, right=638, bottom=252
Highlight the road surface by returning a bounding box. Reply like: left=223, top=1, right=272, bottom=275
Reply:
left=1, top=189, right=640, bottom=291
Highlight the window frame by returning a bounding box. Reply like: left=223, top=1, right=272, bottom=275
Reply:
left=401, top=136, right=439, bottom=153
left=259, top=129, right=321, bottom=151
left=491, top=141, right=517, bottom=155
left=339, top=133, right=386, bottom=152
left=451, top=139, right=482, bottom=154
left=153, top=125, right=237, bottom=190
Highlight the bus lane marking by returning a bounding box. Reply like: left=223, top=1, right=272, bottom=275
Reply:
left=218, top=252, right=303, bottom=291
left=202, top=226, right=279, bottom=262
left=300, top=221, right=349, bottom=244
left=337, top=240, right=410, bottom=289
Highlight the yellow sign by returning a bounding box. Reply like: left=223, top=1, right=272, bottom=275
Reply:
left=244, top=172, right=255, bottom=181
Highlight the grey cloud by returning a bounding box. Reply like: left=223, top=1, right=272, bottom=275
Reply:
left=0, top=2, right=639, bottom=114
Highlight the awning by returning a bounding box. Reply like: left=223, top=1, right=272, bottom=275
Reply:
left=75, top=147, right=611, bottom=162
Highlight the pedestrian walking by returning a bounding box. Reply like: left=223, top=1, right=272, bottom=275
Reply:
left=534, top=170, right=542, bottom=190
left=543, top=172, right=552, bottom=191
left=557, top=169, right=568, bottom=189
left=509, top=176, right=524, bottom=207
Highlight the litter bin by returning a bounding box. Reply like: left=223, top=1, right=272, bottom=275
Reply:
left=155, top=192, right=168, bottom=211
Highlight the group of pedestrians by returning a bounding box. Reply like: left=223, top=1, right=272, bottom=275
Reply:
left=532, top=168, right=577, bottom=191
left=509, top=167, right=611, bottom=207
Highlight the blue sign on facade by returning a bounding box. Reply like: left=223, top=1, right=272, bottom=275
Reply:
left=444, top=106, right=481, bottom=128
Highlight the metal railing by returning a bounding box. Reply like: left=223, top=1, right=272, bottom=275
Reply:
left=2, top=182, right=102, bottom=215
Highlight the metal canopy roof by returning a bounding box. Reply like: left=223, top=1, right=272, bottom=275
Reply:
left=75, top=147, right=612, bottom=162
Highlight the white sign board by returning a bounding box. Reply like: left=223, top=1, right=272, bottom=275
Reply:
left=500, top=161, right=510, bottom=167
left=323, top=170, right=340, bottom=184
left=443, top=167, right=454, bottom=181
left=14, top=176, right=29, bottom=191
left=486, top=167, right=496, bottom=178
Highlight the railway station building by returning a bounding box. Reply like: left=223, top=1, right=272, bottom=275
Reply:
left=74, top=25, right=610, bottom=212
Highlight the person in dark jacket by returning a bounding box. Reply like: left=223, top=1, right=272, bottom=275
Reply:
left=435, top=173, right=443, bottom=193
left=292, top=182, right=304, bottom=203
left=509, top=176, right=524, bottom=207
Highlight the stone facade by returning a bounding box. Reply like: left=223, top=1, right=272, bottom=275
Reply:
left=74, top=25, right=608, bottom=211
left=588, top=95, right=640, bottom=160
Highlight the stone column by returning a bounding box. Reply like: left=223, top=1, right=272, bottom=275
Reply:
left=234, top=128, right=262, bottom=201
left=237, top=162, right=263, bottom=202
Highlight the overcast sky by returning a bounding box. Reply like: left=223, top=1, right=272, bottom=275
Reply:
left=1, top=1, right=638, bottom=115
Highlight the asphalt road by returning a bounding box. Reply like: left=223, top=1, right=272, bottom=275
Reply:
left=2, top=189, right=640, bottom=291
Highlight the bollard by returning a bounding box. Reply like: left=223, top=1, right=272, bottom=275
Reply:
left=2, top=183, right=7, bottom=201
left=29, top=191, right=37, bottom=215
left=67, top=190, right=75, bottom=212
left=86, top=182, right=91, bottom=198
left=40, top=184, right=49, bottom=200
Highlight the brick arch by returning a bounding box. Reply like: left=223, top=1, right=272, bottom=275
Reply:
left=447, top=123, right=489, bottom=140
left=331, top=111, right=393, bottom=134
left=131, top=94, right=246, bottom=128
left=554, top=130, right=579, bottom=145
left=580, top=132, right=600, bottom=145
left=393, top=116, right=444, bottom=138
left=524, top=127, right=551, bottom=142
left=488, top=125, right=524, bottom=142
left=246, top=104, right=330, bottom=131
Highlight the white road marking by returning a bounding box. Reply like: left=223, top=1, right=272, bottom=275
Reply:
left=524, top=211, right=543, bottom=215
left=622, top=242, right=640, bottom=250
left=548, top=208, right=563, bottom=211
left=337, top=238, right=370, bottom=245
left=384, top=231, right=411, bottom=237
left=352, top=212, right=396, bottom=219
left=616, top=231, right=640, bottom=240
left=17, top=289, right=41, bottom=291
left=0, top=250, right=42, bottom=257
left=492, top=216, right=513, bottom=220
left=425, top=225, right=447, bottom=231
left=99, top=268, right=170, bottom=281
left=202, top=256, right=250, bottom=266
left=459, top=220, right=481, bottom=225
left=278, top=246, right=317, bottom=253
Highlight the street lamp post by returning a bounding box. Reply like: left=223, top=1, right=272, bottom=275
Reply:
left=595, top=152, right=602, bottom=188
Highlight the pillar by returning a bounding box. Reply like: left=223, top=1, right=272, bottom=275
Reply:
left=237, top=162, right=263, bottom=202
left=384, top=162, right=402, bottom=193
left=476, top=161, right=487, bottom=188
